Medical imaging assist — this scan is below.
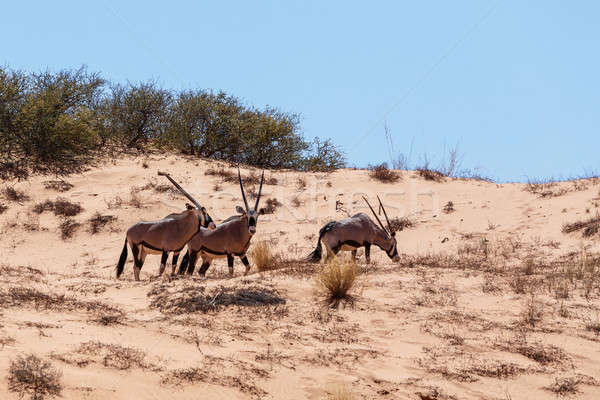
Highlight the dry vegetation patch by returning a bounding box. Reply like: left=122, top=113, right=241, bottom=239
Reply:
left=2, top=186, right=30, bottom=202
left=315, top=256, right=360, bottom=308
left=75, top=341, right=155, bottom=370
left=263, top=198, right=282, bottom=214
left=87, top=212, right=117, bottom=234
left=59, top=218, right=81, bottom=239
left=0, top=286, right=122, bottom=316
left=42, top=180, right=73, bottom=192
left=33, top=198, right=82, bottom=217
left=8, top=354, right=62, bottom=400
left=0, top=202, right=8, bottom=214
left=562, top=214, right=600, bottom=238
left=369, top=163, right=400, bottom=183
left=416, top=168, right=445, bottom=182
left=388, top=216, right=415, bottom=231
left=251, top=241, right=281, bottom=272
left=148, top=282, right=286, bottom=314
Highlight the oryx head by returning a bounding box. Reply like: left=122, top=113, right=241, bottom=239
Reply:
left=363, top=195, right=400, bottom=262
left=236, top=167, right=265, bottom=235
left=158, top=171, right=216, bottom=229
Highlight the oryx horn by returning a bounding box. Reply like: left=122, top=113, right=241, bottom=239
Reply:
left=377, top=195, right=394, bottom=233
left=254, top=170, right=265, bottom=210
left=238, top=167, right=250, bottom=211
left=362, top=196, right=389, bottom=235
left=157, top=171, right=203, bottom=210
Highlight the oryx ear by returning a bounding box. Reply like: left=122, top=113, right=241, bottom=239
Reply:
left=236, top=205, right=246, bottom=214
left=391, top=231, right=396, bottom=237
left=185, top=203, right=194, bottom=210
left=258, top=208, right=265, bottom=215
left=200, top=206, right=207, bottom=213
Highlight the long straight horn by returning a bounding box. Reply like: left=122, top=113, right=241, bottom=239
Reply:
left=377, top=195, right=394, bottom=233
left=362, top=196, right=389, bottom=235
left=254, top=170, right=265, bottom=210
left=238, top=167, right=249, bottom=211
left=157, top=171, right=202, bottom=210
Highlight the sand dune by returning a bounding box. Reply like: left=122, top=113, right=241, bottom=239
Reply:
left=1, top=154, right=599, bottom=399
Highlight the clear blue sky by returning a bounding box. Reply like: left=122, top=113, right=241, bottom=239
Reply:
left=2, top=1, right=598, bottom=182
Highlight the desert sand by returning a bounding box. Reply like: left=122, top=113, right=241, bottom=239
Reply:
left=1, top=154, right=599, bottom=399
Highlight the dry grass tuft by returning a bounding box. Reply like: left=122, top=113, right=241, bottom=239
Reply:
left=251, top=241, right=281, bottom=272
left=148, top=282, right=286, bottom=314
left=59, top=218, right=81, bottom=239
left=0, top=286, right=122, bottom=316
left=417, top=168, right=445, bottom=182
left=42, top=180, right=73, bottom=192
left=87, top=212, right=117, bottom=234
left=33, top=198, right=82, bottom=217
left=326, top=384, right=353, bottom=400
left=263, top=198, right=282, bottom=214
left=521, top=294, right=543, bottom=327
left=2, top=186, right=30, bottom=202
left=128, top=188, right=143, bottom=208
left=369, top=163, right=400, bottom=183
left=76, top=341, right=150, bottom=370
left=8, top=354, right=62, bottom=400
left=562, top=214, right=600, bottom=237
left=297, top=176, right=307, bottom=190
left=315, top=256, right=360, bottom=308
left=0, top=202, right=8, bottom=214
left=443, top=201, right=455, bottom=213
left=388, top=216, right=415, bottom=231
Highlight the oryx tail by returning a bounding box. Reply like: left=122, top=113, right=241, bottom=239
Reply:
left=307, top=221, right=336, bottom=263
left=116, top=238, right=128, bottom=278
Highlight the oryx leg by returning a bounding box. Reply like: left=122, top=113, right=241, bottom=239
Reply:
left=178, top=252, right=189, bottom=275
left=227, top=254, right=234, bottom=277
left=364, top=244, right=371, bottom=264
left=198, top=255, right=211, bottom=277
left=131, top=244, right=147, bottom=281
left=240, top=255, right=250, bottom=275
left=158, top=250, right=168, bottom=276
left=171, top=251, right=180, bottom=275
left=325, top=243, right=341, bottom=262
left=186, top=251, right=198, bottom=275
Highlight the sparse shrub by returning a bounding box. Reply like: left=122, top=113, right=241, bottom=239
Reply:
left=521, top=294, right=543, bottom=327
left=388, top=216, right=414, bottom=232
left=42, top=180, right=73, bottom=192
left=266, top=176, right=278, bottom=185
left=315, top=256, right=360, bottom=308
left=33, top=198, right=82, bottom=217
left=142, top=160, right=149, bottom=168
left=562, top=214, right=600, bottom=237
left=416, top=167, right=445, bottom=182
left=8, top=354, right=62, bottom=400
left=22, top=214, right=41, bottom=232
left=205, top=168, right=236, bottom=182
left=2, top=186, right=30, bottom=202
left=60, top=218, right=81, bottom=239
left=213, top=183, right=222, bottom=191
left=369, top=163, right=400, bottom=183
left=263, top=198, right=282, bottom=214
left=148, top=283, right=286, bottom=314
left=88, top=212, right=117, bottom=234
left=545, top=376, right=583, bottom=396
left=297, top=177, right=307, bottom=190
left=291, top=196, right=303, bottom=208
left=0, top=203, right=8, bottom=214
left=251, top=241, right=280, bottom=272
left=128, top=188, right=143, bottom=208
left=443, top=201, right=455, bottom=213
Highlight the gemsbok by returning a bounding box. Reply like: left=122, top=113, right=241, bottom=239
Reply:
left=116, top=171, right=215, bottom=281
left=307, top=195, right=400, bottom=263
left=178, top=167, right=265, bottom=277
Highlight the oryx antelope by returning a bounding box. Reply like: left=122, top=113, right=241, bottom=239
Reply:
left=116, top=171, right=215, bottom=281
left=178, top=167, right=265, bottom=277
left=307, top=195, right=400, bottom=263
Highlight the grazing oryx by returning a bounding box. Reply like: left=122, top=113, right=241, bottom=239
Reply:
left=179, top=168, right=265, bottom=277
left=116, top=171, right=215, bottom=281
left=307, top=196, right=400, bottom=263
